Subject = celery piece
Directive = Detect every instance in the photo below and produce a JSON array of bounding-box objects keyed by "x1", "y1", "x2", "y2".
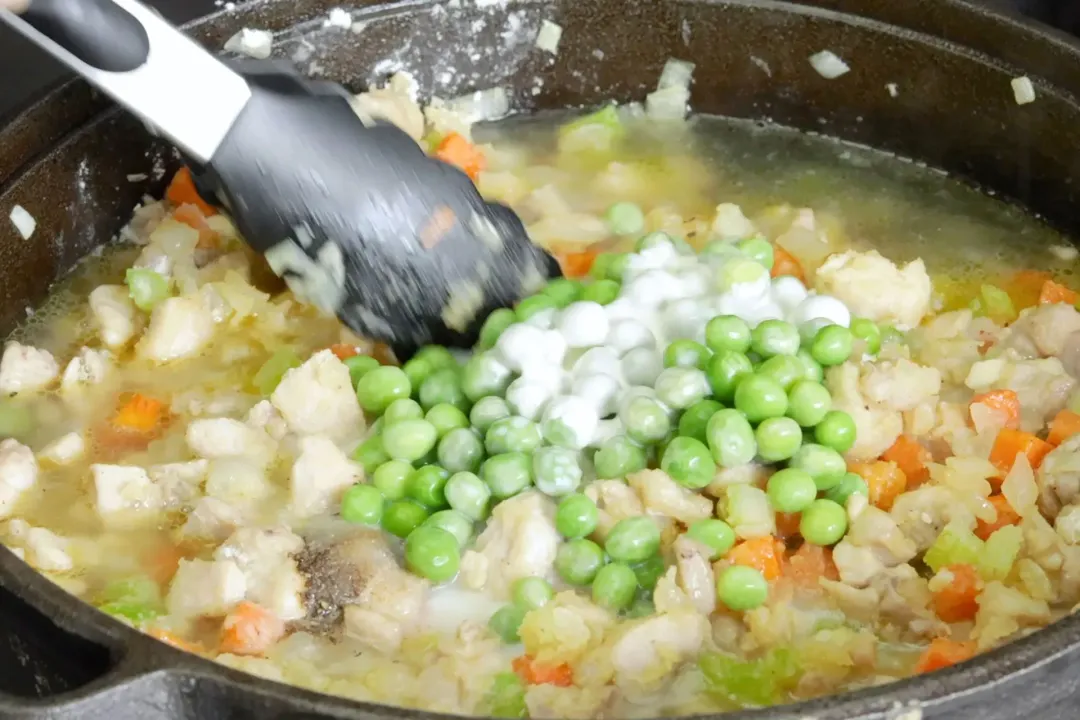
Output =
[
  {"x1": 923, "y1": 521, "x2": 985, "y2": 573},
  {"x1": 970, "y1": 284, "x2": 1016, "y2": 324},
  {"x1": 477, "y1": 672, "x2": 527, "y2": 719},
  {"x1": 97, "y1": 576, "x2": 163, "y2": 624},
  {"x1": 0, "y1": 398, "x2": 32, "y2": 439},
  {"x1": 253, "y1": 347, "x2": 302, "y2": 396},
  {"x1": 124, "y1": 268, "x2": 171, "y2": 312},
  {"x1": 977, "y1": 524, "x2": 1023, "y2": 581},
  {"x1": 557, "y1": 105, "x2": 625, "y2": 156},
  {"x1": 700, "y1": 649, "x2": 801, "y2": 707}
]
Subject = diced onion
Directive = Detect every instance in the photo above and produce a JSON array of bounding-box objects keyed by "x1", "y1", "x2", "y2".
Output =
[
  {"x1": 126, "y1": 173, "x2": 148, "y2": 182},
  {"x1": 657, "y1": 58, "x2": 695, "y2": 90},
  {"x1": 1011, "y1": 76, "x2": 1036, "y2": 105},
  {"x1": 886, "y1": 82, "x2": 899, "y2": 97},
  {"x1": 324, "y1": 8, "x2": 352, "y2": 29},
  {"x1": 1050, "y1": 244, "x2": 1079, "y2": 261},
  {"x1": 1002, "y1": 453, "x2": 1038, "y2": 517},
  {"x1": 647, "y1": 62, "x2": 694, "y2": 122},
  {"x1": 224, "y1": 28, "x2": 273, "y2": 59},
  {"x1": 9, "y1": 205, "x2": 35, "y2": 240},
  {"x1": 535, "y1": 19, "x2": 562, "y2": 54},
  {"x1": 444, "y1": 87, "x2": 511, "y2": 123},
  {"x1": 809, "y1": 50, "x2": 850, "y2": 79}
]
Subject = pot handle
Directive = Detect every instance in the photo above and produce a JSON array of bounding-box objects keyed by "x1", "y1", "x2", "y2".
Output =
[{"x1": 0, "y1": 0, "x2": 251, "y2": 165}]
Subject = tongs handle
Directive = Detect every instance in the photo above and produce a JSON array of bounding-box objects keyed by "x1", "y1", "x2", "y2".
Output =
[{"x1": 0, "y1": 0, "x2": 250, "y2": 164}]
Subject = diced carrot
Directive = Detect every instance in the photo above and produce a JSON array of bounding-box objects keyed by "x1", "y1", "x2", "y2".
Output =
[
  {"x1": 848, "y1": 460, "x2": 907, "y2": 511},
  {"x1": 220, "y1": 602, "x2": 286, "y2": 657},
  {"x1": 146, "y1": 543, "x2": 184, "y2": 586},
  {"x1": 1039, "y1": 279, "x2": 1079, "y2": 306},
  {"x1": 914, "y1": 638, "x2": 977, "y2": 674},
  {"x1": 112, "y1": 393, "x2": 166, "y2": 433},
  {"x1": 329, "y1": 343, "x2": 359, "y2": 361},
  {"x1": 1007, "y1": 270, "x2": 1053, "y2": 311},
  {"x1": 556, "y1": 250, "x2": 598, "y2": 278},
  {"x1": 771, "y1": 245, "x2": 806, "y2": 284},
  {"x1": 786, "y1": 543, "x2": 838, "y2": 588},
  {"x1": 511, "y1": 656, "x2": 574, "y2": 687},
  {"x1": 1047, "y1": 409, "x2": 1080, "y2": 446},
  {"x1": 165, "y1": 167, "x2": 217, "y2": 217},
  {"x1": 148, "y1": 628, "x2": 205, "y2": 655},
  {"x1": 969, "y1": 389, "x2": 1021, "y2": 430},
  {"x1": 931, "y1": 564, "x2": 981, "y2": 623},
  {"x1": 881, "y1": 435, "x2": 932, "y2": 487},
  {"x1": 435, "y1": 132, "x2": 486, "y2": 181},
  {"x1": 975, "y1": 494, "x2": 1021, "y2": 541},
  {"x1": 171, "y1": 203, "x2": 219, "y2": 249},
  {"x1": 727, "y1": 536, "x2": 783, "y2": 581},
  {"x1": 989, "y1": 428, "x2": 1054, "y2": 476},
  {"x1": 775, "y1": 511, "x2": 802, "y2": 539}
]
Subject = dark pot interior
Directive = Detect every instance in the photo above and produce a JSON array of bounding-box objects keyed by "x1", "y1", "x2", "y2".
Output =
[{"x1": 2, "y1": 0, "x2": 1080, "y2": 718}]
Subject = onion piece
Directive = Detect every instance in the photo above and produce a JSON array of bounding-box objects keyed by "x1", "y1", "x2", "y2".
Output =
[
  {"x1": 645, "y1": 58, "x2": 694, "y2": 121},
  {"x1": 444, "y1": 87, "x2": 511, "y2": 124},
  {"x1": 809, "y1": 50, "x2": 850, "y2": 79},
  {"x1": 223, "y1": 28, "x2": 273, "y2": 59},
  {"x1": 657, "y1": 58, "x2": 695, "y2": 90},
  {"x1": 1011, "y1": 76, "x2": 1036, "y2": 105},
  {"x1": 535, "y1": 19, "x2": 562, "y2": 54},
  {"x1": 324, "y1": 8, "x2": 352, "y2": 29},
  {"x1": 886, "y1": 82, "x2": 899, "y2": 97},
  {"x1": 9, "y1": 205, "x2": 35, "y2": 240}
]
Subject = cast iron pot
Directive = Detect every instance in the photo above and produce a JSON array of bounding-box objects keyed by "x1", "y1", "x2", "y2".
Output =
[{"x1": 1, "y1": 0, "x2": 1080, "y2": 717}]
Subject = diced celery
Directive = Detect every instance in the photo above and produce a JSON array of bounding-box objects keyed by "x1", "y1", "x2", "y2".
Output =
[
  {"x1": 96, "y1": 576, "x2": 163, "y2": 624},
  {"x1": 253, "y1": 347, "x2": 301, "y2": 396},
  {"x1": 970, "y1": 284, "x2": 1016, "y2": 324},
  {"x1": 923, "y1": 521, "x2": 985, "y2": 573},
  {"x1": 977, "y1": 524, "x2": 1023, "y2": 581},
  {"x1": 700, "y1": 648, "x2": 801, "y2": 707},
  {"x1": 124, "y1": 268, "x2": 171, "y2": 312},
  {"x1": 557, "y1": 105, "x2": 625, "y2": 156},
  {"x1": 0, "y1": 398, "x2": 32, "y2": 439},
  {"x1": 477, "y1": 672, "x2": 527, "y2": 719}
]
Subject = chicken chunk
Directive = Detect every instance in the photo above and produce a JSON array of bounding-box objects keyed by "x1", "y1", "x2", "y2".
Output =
[
  {"x1": 0, "y1": 439, "x2": 37, "y2": 519},
  {"x1": 137, "y1": 296, "x2": 215, "y2": 364},
  {"x1": 0, "y1": 342, "x2": 58, "y2": 395},
  {"x1": 826, "y1": 362, "x2": 903, "y2": 460},
  {"x1": 166, "y1": 558, "x2": 247, "y2": 618},
  {"x1": 627, "y1": 469, "x2": 713, "y2": 525},
  {"x1": 859, "y1": 359, "x2": 942, "y2": 413},
  {"x1": 584, "y1": 480, "x2": 644, "y2": 539},
  {"x1": 972, "y1": 580, "x2": 1051, "y2": 649},
  {"x1": 246, "y1": 400, "x2": 289, "y2": 441},
  {"x1": 967, "y1": 355, "x2": 1076, "y2": 433},
  {"x1": 870, "y1": 564, "x2": 945, "y2": 640},
  {"x1": 271, "y1": 350, "x2": 363, "y2": 440},
  {"x1": 7, "y1": 520, "x2": 73, "y2": 572},
  {"x1": 92, "y1": 464, "x2": 164, "y2": 521},
  {"x1": 610, "y1": 612, "x2": 710, "y2": 691},
  {"x1": 673, "y1": 536, "x2": 716, "y2": 615},
  {"x1": 185, "y1": 418, "x2": 277, "y2": 466},
  {"x1": 148, "y1": 459, "x2": 208, "y2": 508},
  {"x1": 349, "y1": 72, "x2": 425, "y2": 142},
  {"x1": 1038, "y1": 434, "x2": 1080, "y2": 517},
  {"x1": 814, "y1": 250, "x2": 932, "y2": 330},
  {"x1": 1014, "y1": 303, "x2": 1080, "y2": 359},
  {"x1": 831, "y1": 540, "x2": 889, "y2": 588},
  {"x1": 178, "y1": 497, "x2": 245, "y2": 543},
  {"x1": 289, "y1": 436, "x2": 362, "y2": 518},
  {"x1": 215, "y1": 527, "x2": 306, "y2": 620},
  {"x1": 88, "y1": 285, "x2": 142, "y2": 349},
  {"x1": 471, "y1": 492, "x2": 560, "y2": 600},
  {"x1": 59, "y1": 347, "x2": 111, "y2": 394},
  {"x1": 206, "y1": 458, "x2": 274, "y2": 508},
  {"x1": 524, "y1": 685, "x2": 616, "y2": 720},
  {"x1": 38, "y1": 432, "x2": 85, "y2": 467},
  {"x1": 890, "y1": 485, "x2": 977, "y2": 552}
]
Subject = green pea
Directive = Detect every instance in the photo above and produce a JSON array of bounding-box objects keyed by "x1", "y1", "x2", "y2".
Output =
[
  {"x1": 787, "y1": 380, "x2": 832, "y2": 428},
  {"x1": 589, "y1": 252, "x2": 628, "y2": 282},
  {"x1": 515, "y1": 294, "x2": 558, "y2": 322},
  {"x1": 340, "y1": 484, "x2": 384, "y2": 525},
  {"x1": 850, "y1": 317, "x2": 882, "y2": 356},
  {"x1": 751, "y1": 319, "x2": 800, "y2": 358},
  {"x1": 664, "y1": 340, "x2": 711, "y2": 370},
  {"x1": 414, "y1": 345, "x2": 459, "y2": 372},
  {"x1": 814, "y1": 410, "x2": 857, "y2": 454},
  {"x1": 555, "y1": 493, "x2": 599, "y2": 539},
  {"x1": 581, "y1": 279, "x2": 621, "y2": 305},
  {"x1": 372, "y1": 460, "x2": 412, "y2": 500},
  {"x1": 630, "y1": 554, "x2": 666, "y2": 590},
  {"x1": 789, "y1": 443, "x2": 847, "y2": 491},
  {"x1": 620, "y1": 396, "x2": 671, "y2": 445},
  {"x1": 733, "y1": 374, "x2": 788, "y2": 424},
  {"x1": 437, "y1": 427, "x2": 485, "y2": 474},
  {"x1": 605, "y1": 517, "x2": 661, "y2": 563},
  {"x1": 352, "y1": 434, "x2": 390, "y2": 473},
  {"x1": 706, "y1": 315, "x2": 752, "y2": 354},
  {"x1": 488, "y1": 604, "x2": 527, "y2": 644},
  {"x1": 757, "y1": 354, "x2": 805, "y2": 392},
  {"x1": 810, "y1": 325, "x2": 854, "y2": 367},
  {"x1": 799, "y1": 498, "x2": 849, "y2": 546},
  {"x1": 356, "y1": 366, "x2": 412, "y2": 414},
  {"x1": 533, "y1": 446, "x2": 583, "y2": 497},
  {"x1": 754, "y1": 416, "x2": 803, "y2": 463},
  {"x1": 478, "y1": 309, "x2": 517, "y2": 350},
  {"x1": 766, "y1": 468, "x2": 818, "y2": 513},
  {"x1": 606, "y1": 201, "x2": 645, "y2": 236},
  {"x1": 716, "y1": 565, "x2": 768, "y2": 611},
  {"x1": 405, "y1": 465, "x2": 450, "y2": 508},
  {"x1": 461, "y1": 353, "x2": 513, "y2": 402},
  {"x1": 344, "y1": 355, "x2": 380, "y2": 389},
  {"x1": 485, "y1": 416, "x2": 543, "y2": 455},
  {"x1": 405, "y1": 526, "x2": 460, "y2": 582},
  {"x1": 382, "y1": 500, "x2": 430, "y2": 538},
  {"x1": 402, "y1": 356, "x2": 434, "y2": 392},
  {"x1": 686, "y1": 519, "x2": 736, "y2": 560},
  {"x1": 654, "y1": 367, "x2": 710, "y2": 410},
  {"x1": 423, "y1": 509, "x2": 473, "y2": 547},
  {"x1": 481, "y1": 452, "x2": 533, "y2": 498},
  {"x1": 593, "y1": 435, "x2": 647, "y2": 479},
  {"x1": 426, "y1": 403, "x2": 470, "y2": 438},
  {"x1": 636, "y1": 230, "x2": 677, "y2": 252},
  {"x1": 419, "y1": 368, "x2": 468, "y2": 412},
  {"x1": 592, "y1": 562, "x2": 638, "y2": 611},
  {"x1": 736, "y1": 235, "x2": 775, "y2": 269},
  {"x1": 825, "y1": 472, "x2": 869, "y2": 507},
  {"x1": 706, "y1": 350, "x2": 754, "y2": 403},
  {"x1": 799, "y1": 318, "x2": 832, "y2": 347},
  {"x1": 512, "y1": 576, "x2": 555, "y2": 611},
  {"x1": 383, "y1": 398, "x2": 424, "y2": 425},
  {"x1": 796, "y1": 349, "x2": 824, "y2": 383},
  {"x1": 382, "y1": 419, "x2": 438, "y2": 462},
  {"x1": 626, "y1": 594, "x2": 655, "y2": 618},
  {"x1": 706, "y1": 408, "x2": 757, "y2": 468},
  {"x1": 661, "y1": 436, "x2": 717, "y2": 489},
  {"x1": 678, "y1": 399, "x2": 724, "y2": 444},
  {"x1": 555, "y1": 539, "x2": 606, "y2": 585},
  {"x1": 542, "y1": 278, "x2": 582, "y2": 308},
  {"x1": 470, "y1": 396, "x2": 511, "y2": 433},
  {"x1": 445, "y1": 471, "x2": 491, "y2": 521}
]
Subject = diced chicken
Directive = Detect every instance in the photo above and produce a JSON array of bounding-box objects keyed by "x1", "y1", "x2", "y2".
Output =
[
  {"x1": 166, "y1": 558, "x2": 247, "y2": 618},
  {"x1": 185, "y1": 418, "x2": 277, "y2": 466},
  {"x1": 610, "y1": 612, "x2": 709, "y2": 691},
  {"x1": 88, "y1": 285, "x2": 142, "y2": 349},
  {"x1": 246, "y1": 400, "x2": 289, "y2": 441},
  {"x1": 859, "y1": 358, "x2": 942, "y2": 412},
  {"x1": 215, "y1": 527, "x2": 306, "y2": 620},
  {"x1": 820, "y1": 578, "x2": 880, "y2": 624},
  {"x1": 179, "y1": 496, "x2": 245, "y2": 543},
  {"x1": 826, "y1": 362, "x2": 903, "y2": 460},
  {"x1": 0, "y1": 439, "x2": 37, "y2": 519},
  {"x1": 59, "y1": 347, "x2": 111, "y2": 395},
  {"x1": 673, "y1": 536, "x2": 715, "y2": 615},
  {"x1": 7, "y1": 521, "x2": 74, "y2": 572},
  {"x1": 92, "y1": 464, "x2": 163, "y2": 519},
  {"x1": 350, "y1": 72, "x2": 425, "y2": 142},
  {"x1": 831, "y1": 540, "x2": 888, "y2": 588},
  {"x1": 968, "y1": 354, "x2": 1077, "y2": 432},
  {"x1": 814, "y1": 250, "x2": 932, "y2": 330},
  {"x1": 972, "y1": 580, "x2": 1052, "y2": 649},
  {"x1": 1056, "y1": 504, "x2": 1080, "y2": 544},
  {"x1": 584, "y1": 480, "x2": 644, "y2": 539},
  {"x1": 711, "y1": 203, "x2": 755, "y2": 239},
  {"x1": 835, "y1": 506, "x2": 917, "y2": 587},
  {"x1": 459, "y1": 549, "x2": 487, "y2": 590},
  {"x1": 627, "y1": 469, "x2": 713, "y2": 525},
  {"x1": 38, "y1": 432, "x2": 85, "y2": 467},
  {"x1": 148, "y1": 460, "x2": 208, "y2": 508},
  {"x1": 271, "y1": 350, "x2": 363, "y2": 440},
  {"x1": 207, "y1": 458, "x2": 274, "y2": 507},
  {"x1": 472, "y1": 492, "x2": 560, "y2": 600},
  {"x1": 653, "y1": 566, "x2": 696, "y2": 615},
  {"x1": 289, "y1": 436, "x2": 361, "y2": 518},
  {"x1": 0, "y1": 342, "x2": 58, "y2": 394},
  {"x1": 517, "y1": 591, "x2": 616, "y2": 670},
  {"x1": 525, "y1": 685, "x2": 616, "y2": 720},
  {"x1": 910, "y1": 309, "x2": 990, "y2": 385},
  {"x1": 343, "y1": 605, "x2": 403, "y2": 653},
  {"x1": 1038, "y1": 434, "x2": 1080, "y2": 517},
  {"x1": 705, "y1": 463, "x2": 772, "y2": 497},
  {"x1": 137, "y1": 296, "x2": 215, "y2": 363},
  {"x1": 890, "y1": 485, "x2": 977, "y2": 551},
  {"x1": 118, "y1": 198, "x2": 168, "y2": 245},
  {"x1": 1012, "y1": 303, "x2": 1080, "y2": 359},
  {"x1": 869, "y1": 564, "x2": 945, "y2": 640}
]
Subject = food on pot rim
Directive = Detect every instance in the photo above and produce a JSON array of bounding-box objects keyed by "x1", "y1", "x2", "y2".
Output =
[{"x1": 3, "y1": 71, "x2": 1080, "y2": 716}]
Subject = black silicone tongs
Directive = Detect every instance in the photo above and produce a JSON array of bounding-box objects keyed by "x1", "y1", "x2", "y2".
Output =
[{"x1": 1, "y1": 0, "x2": 560, "y2": 358}]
